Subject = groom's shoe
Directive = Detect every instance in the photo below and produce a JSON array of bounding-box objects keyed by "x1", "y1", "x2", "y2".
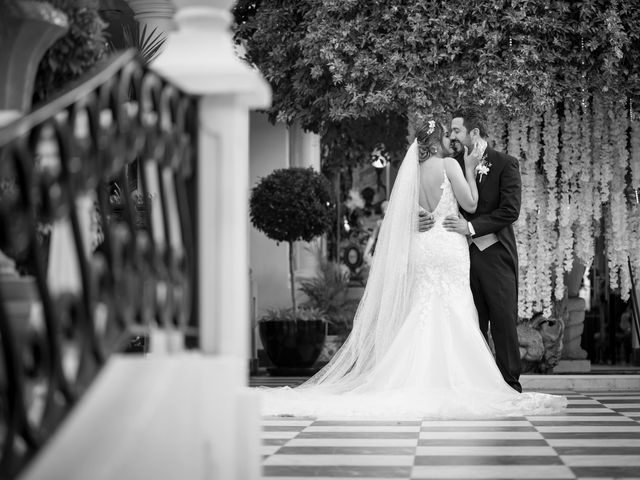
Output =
[{"x1": 509, "y1": 381, "x2": 522, "y2": 393}]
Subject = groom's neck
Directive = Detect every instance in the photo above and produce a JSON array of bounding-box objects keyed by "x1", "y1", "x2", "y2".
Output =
[{"x1": 471, "y1": 138, "x2": 488, "y2": 156}]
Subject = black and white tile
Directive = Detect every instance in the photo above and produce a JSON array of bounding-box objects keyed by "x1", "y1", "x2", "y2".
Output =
[{"x1": 260, "y1": 391, "x2": 640, "y2": 479}]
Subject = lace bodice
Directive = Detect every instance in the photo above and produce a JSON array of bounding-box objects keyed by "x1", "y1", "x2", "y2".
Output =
[{"x1": 413, "y1": 171, "x2": 469, "y2": 300}]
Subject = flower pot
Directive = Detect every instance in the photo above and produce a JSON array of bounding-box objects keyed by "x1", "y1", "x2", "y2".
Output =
[{"x1": 258, "y1": 319, "x2": 327, "y2": 371}]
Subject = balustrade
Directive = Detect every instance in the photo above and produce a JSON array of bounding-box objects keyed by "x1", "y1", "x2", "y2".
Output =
[{"x1": 0, "y1": 49, "x2": 198, "y2": 478}]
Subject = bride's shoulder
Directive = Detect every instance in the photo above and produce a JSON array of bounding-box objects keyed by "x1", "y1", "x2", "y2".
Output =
[
  {"x1": 442, "y1": 157, "x2": 464, "y2": 178},
  {"x1": 443, "y1": 156, "x2": 462, "y2": 169}
]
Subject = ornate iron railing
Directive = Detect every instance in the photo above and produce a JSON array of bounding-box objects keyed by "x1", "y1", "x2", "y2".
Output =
[{"x1": 0, "y1": 50, "x2": 197, "y2": 478}]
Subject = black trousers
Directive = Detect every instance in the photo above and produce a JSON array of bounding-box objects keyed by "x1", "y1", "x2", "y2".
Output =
[{"x1": 469, "y1": 242, "x2": 522, "y2": 393}]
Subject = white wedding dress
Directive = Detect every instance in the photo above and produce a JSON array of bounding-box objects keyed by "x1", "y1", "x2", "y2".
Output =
[{"x1": 260, "y1": 141, "x2": 567, "y2": 419}]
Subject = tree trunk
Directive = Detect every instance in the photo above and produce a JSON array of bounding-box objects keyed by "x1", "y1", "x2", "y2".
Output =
[{"x1": 289, "y1": 240, "x2": 297, "y2": 315}]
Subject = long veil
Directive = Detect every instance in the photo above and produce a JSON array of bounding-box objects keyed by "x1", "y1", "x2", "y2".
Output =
[{"x1": 299, "y1": 140, "x2": 420, "y2": 393}]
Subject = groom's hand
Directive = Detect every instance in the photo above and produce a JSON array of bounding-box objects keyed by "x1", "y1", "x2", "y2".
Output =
[
  {"x1": 443, "y1": 215, "x2": 470, "y2": 235},
  {"x1": 418, "y1": 211, "x2": 435, "y2": 232}
]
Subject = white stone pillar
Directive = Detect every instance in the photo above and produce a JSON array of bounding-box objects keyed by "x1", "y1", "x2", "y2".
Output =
[
  {"x1": 125, "y1": 0, "x2": 176, "y2": 37},
  {"x1": 151, "y1": 0, "x2": 269, "y2": 358},
  {"x1": 288, "y1": 123, "x2": 323, "y2": 289},
  {"x1": 151, "y1": 3, "x2": 269, "y2": 479}
]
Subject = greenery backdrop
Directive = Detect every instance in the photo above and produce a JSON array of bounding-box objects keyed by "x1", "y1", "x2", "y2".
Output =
[
  {"x1": 234, "y1": 1, "x2": 640, "y2": 318},
  {"x1": 233, "y1": 0, "x2": 640, "y2": 165}
]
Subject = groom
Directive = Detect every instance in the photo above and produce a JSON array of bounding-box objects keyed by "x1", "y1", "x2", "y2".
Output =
[{"x1": 418, "y1": 107, "x2": 523, "y2": 393}]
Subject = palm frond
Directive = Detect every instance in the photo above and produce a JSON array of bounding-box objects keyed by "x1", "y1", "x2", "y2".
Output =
[{"x1": 115, "y1": 22, "x2": 167, "y2": 64}]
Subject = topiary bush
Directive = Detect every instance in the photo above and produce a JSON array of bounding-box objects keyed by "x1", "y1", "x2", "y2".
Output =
[{"x1": 250, "y1": 167, "x2": 334, "y2": 315}]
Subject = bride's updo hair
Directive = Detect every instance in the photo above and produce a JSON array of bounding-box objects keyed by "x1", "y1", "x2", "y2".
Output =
[{"x1": 416, "y1": 117, "x2": 446, "y2": 163}]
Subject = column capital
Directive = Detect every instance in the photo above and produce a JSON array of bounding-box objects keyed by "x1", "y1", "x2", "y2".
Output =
[
  {"x1": 150, "y1": 2, "x2": 270, "y2": 107},
  {"x1": 125, "y1": 0, "x2": 176, "y2": 21},
  {"x1": 172, "y1": 0, "x2": 235, "y2": 11}
]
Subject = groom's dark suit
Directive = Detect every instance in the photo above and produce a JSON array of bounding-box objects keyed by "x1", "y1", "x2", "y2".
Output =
[{"x1": 456, "y1": 146, "x2": 522, "y2": 392}]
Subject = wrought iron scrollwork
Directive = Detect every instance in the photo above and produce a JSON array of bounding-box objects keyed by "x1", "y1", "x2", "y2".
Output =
[{"x1": 0, "y1": 50, "x2": 197, "y2": 478}]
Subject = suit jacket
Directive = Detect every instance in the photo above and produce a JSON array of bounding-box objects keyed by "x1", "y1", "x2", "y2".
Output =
[{"x1": 456, "y1": 146, "x2": 522, "y2": 275}]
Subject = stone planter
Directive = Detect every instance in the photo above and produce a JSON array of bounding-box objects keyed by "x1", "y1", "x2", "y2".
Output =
[{"x1": 258, "y1": 319, "x2": 327, "y2": 375}]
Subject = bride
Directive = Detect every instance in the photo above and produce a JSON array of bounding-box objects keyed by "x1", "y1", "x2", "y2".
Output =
[{"x1": 260, "y1": 118, "x2": 567, "y2": 418}]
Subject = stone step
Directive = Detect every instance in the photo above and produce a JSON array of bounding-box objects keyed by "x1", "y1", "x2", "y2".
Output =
[
  {"x1": 522, "y1": 374, "x2": 640, "y2": 392},
  {"x1": 251, "y1": 374, "x2": 640, "y2": 392}
]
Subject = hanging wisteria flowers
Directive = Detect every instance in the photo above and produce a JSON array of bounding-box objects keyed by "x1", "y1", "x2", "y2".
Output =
[{"x1": 509, "y1": 96, "x2": 640, "y2": 316}]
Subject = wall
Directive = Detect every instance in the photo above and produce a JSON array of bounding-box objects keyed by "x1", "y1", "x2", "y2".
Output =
[
  {"x1": 288, "y1": 122, "x2": 322, "y2": 285},
  {"x1": 248, "y1": 111, "x2": 290, "y2": 319}
]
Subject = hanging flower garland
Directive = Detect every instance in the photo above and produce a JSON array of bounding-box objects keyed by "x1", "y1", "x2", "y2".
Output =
[
  {"x1": 542, "y1": 106, "x2": 560, "y2": 225},
  {"x1": 515, "y1": 112, "x2": 557, "y2": 317},
  {"x1": 486, "y1": 107, "x2": 506, "y2": 152},
  {"x1": 574, "y1": 100, "x2": 595, "y2": 268},
  {"x1": 501, "y1": 96, "x2": 640, "y2": 314},
  {"x1": 507, "y1": 117, "x2": 521, "y2": 159},
  {"x1": 605, "y1": 98, "x2": 630, "y2": 296},
  {"x1": 529, "y1": 116, "x2": 555, "y2": 317},
  {"x1": 591, "y1": 95, "x2": 606, "y2": 222},
  {"x1": 522, "y1": 115, "x2": 541, "y2": 213},
  {"x1": 534, "y1": 177, "x2": 556, "y2": 317},
  {"x1": 556, "y1": 102, "x2": 581, "y2": 280},
  {"x1": 597, "y1": 96, "x2": 615, "y2": 205}
]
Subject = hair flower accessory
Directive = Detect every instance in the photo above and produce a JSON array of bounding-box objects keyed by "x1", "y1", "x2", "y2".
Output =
[{"x1": 426, "y1": 119, "x2": 436, "y2": 135}]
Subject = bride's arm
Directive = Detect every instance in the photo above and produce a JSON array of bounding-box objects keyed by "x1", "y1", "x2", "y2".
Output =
[{"x1": 444, "y1": 157, "x2": 478, "y2": 213}]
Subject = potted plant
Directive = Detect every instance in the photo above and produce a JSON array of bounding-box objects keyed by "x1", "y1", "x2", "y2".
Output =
[
  {"x1": 299, "y1": 254, "x2": 359, "y2": 362},
  {"x1": 250, "y1": 167, "x2": 334, "y2": 373},
  {"x1": 258, "y1": 306, "x2": 328, "y2": 370}
]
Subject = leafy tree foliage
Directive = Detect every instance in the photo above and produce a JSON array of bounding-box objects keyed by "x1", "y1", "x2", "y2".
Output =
[
  {"x1": 321, "y1": 112, "x2": 408, "y2": 172},
  {"x1": 250, "y1": 167, "x2": 334, "y2": 243},
  {"x1": 33, "y1": 0, "x2": 107, "y2": 104},
  {"x1": 233, "y1": 0, "x2": 640, "y2": 166}
]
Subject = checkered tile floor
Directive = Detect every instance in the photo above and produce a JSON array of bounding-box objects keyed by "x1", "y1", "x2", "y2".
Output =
[{"x1": 260, "y1": 391, "x2": 640, "y2": 479}]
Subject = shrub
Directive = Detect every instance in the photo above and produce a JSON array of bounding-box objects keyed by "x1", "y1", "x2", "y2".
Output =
[
  {"x1": 250, "y1": 167, "x2": 334, "y2": 315},
  {"x1": 299, "y1": 255, "x2": 358, "y2": 338}
]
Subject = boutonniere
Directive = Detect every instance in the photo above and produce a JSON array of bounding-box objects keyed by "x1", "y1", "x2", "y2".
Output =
[{"x1": 475, "y1": 154, "x2": 492, "y2": 183}]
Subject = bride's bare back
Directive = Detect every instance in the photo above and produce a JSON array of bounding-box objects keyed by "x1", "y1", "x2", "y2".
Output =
[
  {"x1": 419, "y1": 157, "x2": 446, "y2": 213},
  {"x1": 419, "y1": 156, "x2": 478, "y2": 214}
]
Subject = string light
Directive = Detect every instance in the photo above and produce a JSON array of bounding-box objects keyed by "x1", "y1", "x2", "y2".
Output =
[
  {"x1": 580, "y1": 36, "x2": 587, "y2": 109},
  {"x1": 372, "y1": 158, "x2": 387, "y2": 168},
  {"x1": 371, "y1": 147, "x2": 388, "y2": 168}
]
